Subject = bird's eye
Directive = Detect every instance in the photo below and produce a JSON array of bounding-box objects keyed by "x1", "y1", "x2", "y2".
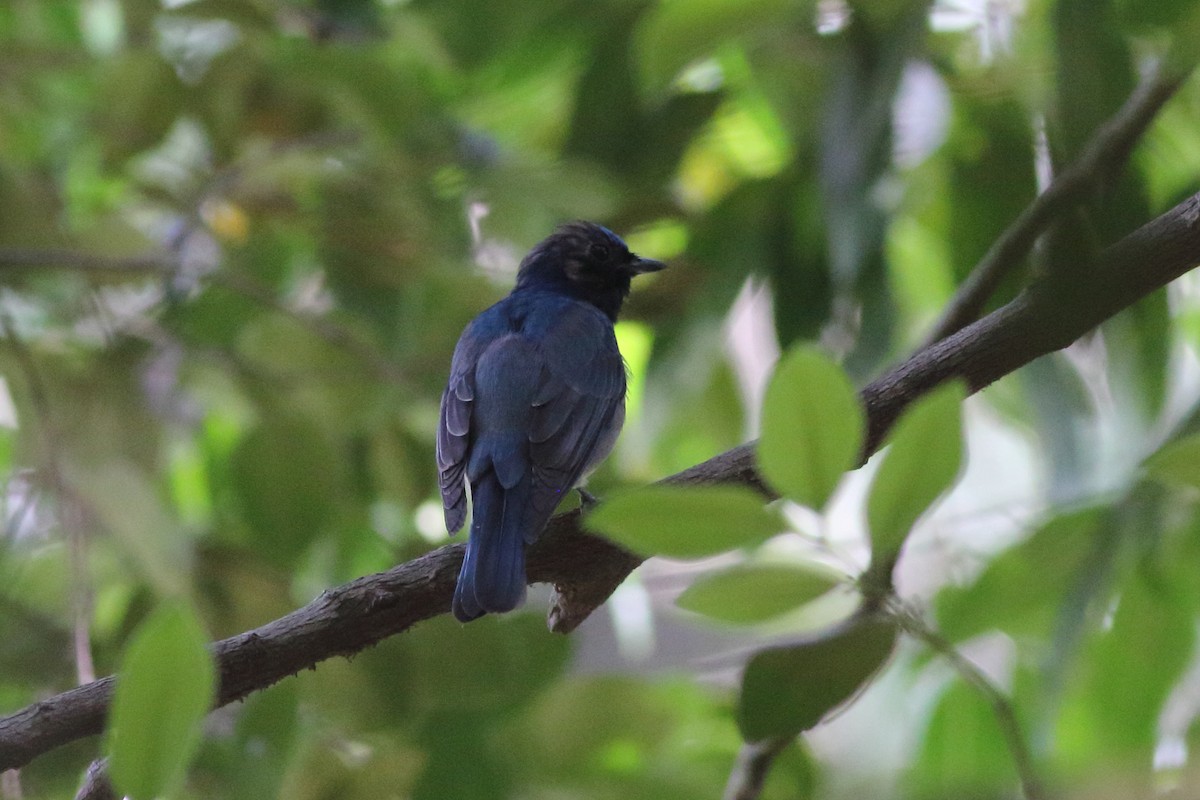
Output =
[{"x1": 588, "y1": 243, "x2": 611, "y2": 261}]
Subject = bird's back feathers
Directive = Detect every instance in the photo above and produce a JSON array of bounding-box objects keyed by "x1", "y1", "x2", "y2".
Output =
[{"x1": 438, "y1": 222, "x2": 663, "y2": 622}]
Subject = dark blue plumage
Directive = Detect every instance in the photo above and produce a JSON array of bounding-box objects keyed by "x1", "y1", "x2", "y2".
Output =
[{"x1": 438, "y1": 222, "x2": 665, "y2": 621}]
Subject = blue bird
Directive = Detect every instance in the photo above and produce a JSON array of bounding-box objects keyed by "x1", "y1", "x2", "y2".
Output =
[{"x1": 437, "y1": 222, "x2": 665, "y2": 622}]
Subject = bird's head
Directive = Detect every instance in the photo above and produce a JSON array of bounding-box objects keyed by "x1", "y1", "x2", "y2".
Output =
[{"x1": 514, "y1": 221, "x2": 666, "y2": 320}]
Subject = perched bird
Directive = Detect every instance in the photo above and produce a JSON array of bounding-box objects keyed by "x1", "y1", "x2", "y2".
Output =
[{"x1": 437, "y1": 222, "x2": 665, "y2": 622}]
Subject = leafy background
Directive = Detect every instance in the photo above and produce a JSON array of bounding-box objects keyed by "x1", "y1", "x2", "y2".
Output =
[{"x1": 3, "y1": 0, "x2": 1200, "y2": 797}]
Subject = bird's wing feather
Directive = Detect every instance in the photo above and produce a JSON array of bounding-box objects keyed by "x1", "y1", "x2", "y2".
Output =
[
  {"x1": 523, "y1": 302, "x2": 626, "y2": 542},
  {"x1": 437, "y1": 309, "x2": 502, "y2": 533},
  {"x1": 439, "y1": 298, "x2": 626, "y2": 544}
]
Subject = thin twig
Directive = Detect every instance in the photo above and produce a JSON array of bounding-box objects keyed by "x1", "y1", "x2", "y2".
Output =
[
  {"x1": 722, "y1": 738, "x2": 791, "y2": 800},
  {"x1": 924, "y1": 61, "x2": 1190, "y2": 346},
  {"x1": 895, "y1": 607, "x2": 1047, "y2": 800}
]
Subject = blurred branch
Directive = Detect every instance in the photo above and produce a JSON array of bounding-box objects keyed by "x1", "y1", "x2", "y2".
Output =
[
  {"x1": 0, "y1": 249, "x2": 169, "y2": 275},
  {"x1": 73, "y1": 760, "x2": 114, "y2": 800},
  {"x1": 895, "y1": 607, "x2": 1046, "y2": 800},
  {"x1": 0, "y1": 248, "x2": 405, "y2": 384},
  {"x1": 722, "y1": 738, "x2": 790, "y2": 800},
  {"x1": 2, "y1": 188, "x2": 1200, "y2": 771},
  {"x1": 1, "y1": 769, "x2": 21, "y2": 800},
  {"x1": 206, "y1": 271, "x2": 407, "y2": 384},
  {"x1": 924, "y1": 61, "x2": 1191, "y2": 346}
]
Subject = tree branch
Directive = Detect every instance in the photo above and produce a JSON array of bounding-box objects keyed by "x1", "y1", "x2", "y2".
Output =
[
  {"x1": 73, "y1": 760, "x2": 115, "y2": 800},
  {"x1": 1, "y1": 189, "x2": 1199, "y2": 773},
  {"x1": 0, "y1": 248, "x2": 169, "y2": 275},
  {"x1": 923, "y1": 62, "x2": 1190, "y2": 346},
  {"x1": 204, "y1": 271, "x2": 408, "y2": 385},
  {"x1": 0, "y1": 248, "x2": 406, "y2": 384}
]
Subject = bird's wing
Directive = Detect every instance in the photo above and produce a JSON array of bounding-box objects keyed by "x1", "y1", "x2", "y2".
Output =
[
  {"x1": 439, "y1": 299, "x2": 626, "y2": 541},
  {"x1": 437, "y1": 310, "x2": 499, "y2": 533},
  {"x1": 523, "y1": 302, "x2": 627, "y2": 542}
]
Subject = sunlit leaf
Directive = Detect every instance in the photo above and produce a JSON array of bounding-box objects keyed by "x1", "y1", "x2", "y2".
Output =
[
  {"x1": 866, "y1": 382, "x2": 966, "y2": 558},
  {"x1": 676, "y1": 562, "x2": 841, "y2": 624},
  {"x1": 587, "y1": 485, "x2": 782, "y2": 559},
  {"x1": 738, "y1": 613, "x2": 898, "y2": 741},
  {"x1": 615, "y1": 320, "x2": 654, "y2": 423},
  {"x1": 108, "y1": 602, "x2": 216, "y2": 800},
  {"x1": 758, "y1": 345, "x2": 863, "y2": 509}
]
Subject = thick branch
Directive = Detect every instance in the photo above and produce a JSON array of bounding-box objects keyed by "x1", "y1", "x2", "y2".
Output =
[
  {"x1": 924, "y1": 63, "x2": 1190, "y2": 345},
  {"x1": 1, "y1": 189, "x2": 1199, "y2": 772}
]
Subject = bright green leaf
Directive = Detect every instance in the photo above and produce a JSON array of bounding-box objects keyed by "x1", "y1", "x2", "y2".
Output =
[
  {"x1": 866, "y1": 382, "x2": 966, "y2": 558},
  {"x1": 676, "y1": 562, "x2": 841, "y2": 623},
  {"x1": 587, "y1": 485, "x2": 782, "y2": 559},
  {"x1": 108, "y1": 602, "x2": 216, "y2": 800},
  {"x1": 738, "y1": 613, "x2": 898, "y2": 741},
  {"x1": 1143, "y1": 433, "x2": 1200, "y2": 489},
  {"x1": 758, "y1": 346, "x2": 864, "y2": 509}
]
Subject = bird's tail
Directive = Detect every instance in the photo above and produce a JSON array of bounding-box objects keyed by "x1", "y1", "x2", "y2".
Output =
[{"x1": 452, "y1": 472, "x2": 529, "y2": 622}]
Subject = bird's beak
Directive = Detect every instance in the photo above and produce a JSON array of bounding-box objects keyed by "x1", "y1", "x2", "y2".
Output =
[{"x1": 627, "y1": 256, "x2": 667, "y2": 275}]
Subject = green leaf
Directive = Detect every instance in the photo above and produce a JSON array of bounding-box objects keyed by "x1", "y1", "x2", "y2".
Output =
[
  {"x1": 757, "y1": 346, "x2": 864, "y2": 509},
  {"x1": 108, "y1": 602, "x2": 216, "y2": 800},
  {"x1": 935, "y1": 508, "x2": 1101, "y2": 642},
  {"x1": 587, "y1": 484, "x2": 782, "y2": 559},
  {"x1": 1057, "y1": 566, "x2": 1196, "y2": 767},
  {"x1": 633, "y1": 0, "x2": 792, "y2": 96},
  {"x1": 866, "y1": 382, "x2": 966, "y2": 558},
  {"x1": 909, "y1": 679, "x2": 1019, "y2": 797},
  {"x1": 1143, "y1": 433, "x2": 1200, "y2": 489},
  {"x1": 738, "y1": 613, "x2": 898, "y2": 741},
  {"x1": 676, "y1": 562, "x2": 841, "y2": 623}
]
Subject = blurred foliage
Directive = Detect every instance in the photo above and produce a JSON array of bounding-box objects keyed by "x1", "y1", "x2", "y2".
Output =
[{"x1": 3, "y1": 0, "x2": 1200, "y2": 798}]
